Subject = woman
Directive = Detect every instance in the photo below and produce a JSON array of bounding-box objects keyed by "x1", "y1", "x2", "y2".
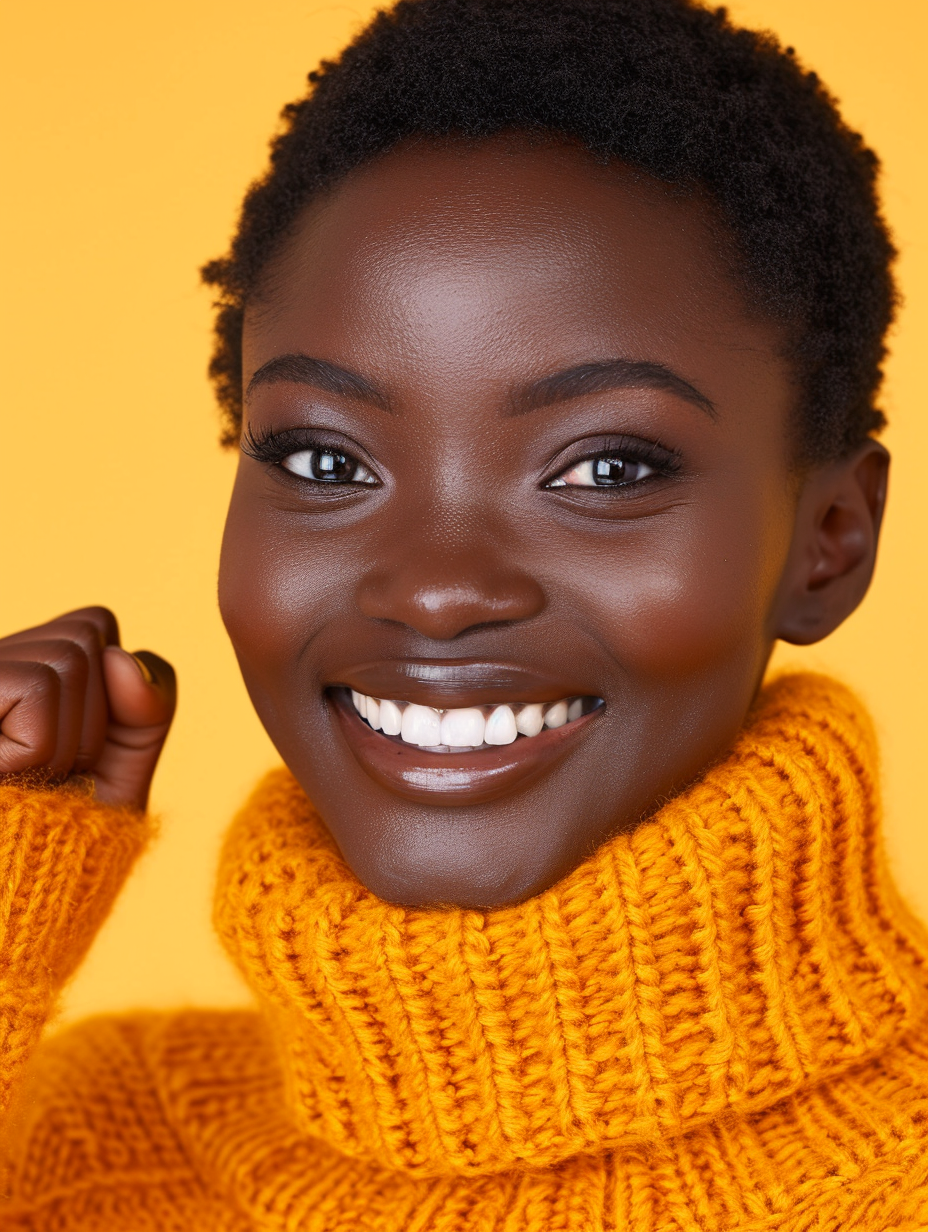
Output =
[{"x1": 1, "y1": 0, "x2": 926, "y2": 1226}]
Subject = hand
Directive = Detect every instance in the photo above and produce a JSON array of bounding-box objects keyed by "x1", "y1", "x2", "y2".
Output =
[{"x1": 0, "y1": 606, "x2": 176, "y2": 810}]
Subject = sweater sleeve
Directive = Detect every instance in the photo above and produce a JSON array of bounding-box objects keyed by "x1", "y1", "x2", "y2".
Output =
[{"x1": 0, "y1": 779, "x2": 153, "y2": 1120}]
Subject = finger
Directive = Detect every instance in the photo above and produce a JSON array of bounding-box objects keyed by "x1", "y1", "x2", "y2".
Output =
[
  {"x1": 0, "y1": 661, "x2": 61, "y2": 775},
  {"x1": 0, "y1": 639, "x2": 91, "y2": 775},
  {"x1": 56, "y1": 606, "x2": 121, "y2": 648},
  {"x1": 93, "y1": 648, "x2": 177, "y2": 809},
  {"x1": 0, "y1": 614, "x2": 115, "y2": 770},
  {"x1": 101, "y1": 648, "x2": 176, "y2": 730},
  {"x1": 0, "y1": 605, "x2": 120, "y2": 652},
  {"x1": 36, "y1": 618, "x2": 112, "y2": 773}
]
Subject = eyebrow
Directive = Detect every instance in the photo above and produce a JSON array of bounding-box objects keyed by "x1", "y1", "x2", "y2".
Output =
[
  {"x1": 245, "y1": 352, "x2": 715, "y2": 418},
  {"x1": 246, "y1": 354, "x2": 389, "y2": 409},
  {"x1": 513, "y1": 359, "x2": 716, "y2": 418}
]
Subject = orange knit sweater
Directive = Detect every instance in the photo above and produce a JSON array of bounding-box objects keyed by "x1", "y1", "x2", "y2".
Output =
[{"x1": 1, "y1": 674, "x2": 927, "y2": 1229}]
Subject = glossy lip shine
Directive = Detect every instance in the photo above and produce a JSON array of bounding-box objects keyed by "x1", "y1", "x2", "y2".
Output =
[{"x1": 331, "y1": 687, "x2": 603, "y2": 805}]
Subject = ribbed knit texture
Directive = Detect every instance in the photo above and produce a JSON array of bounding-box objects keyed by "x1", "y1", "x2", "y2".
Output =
[
  {"x1": 1, "y1": 674, "x2": 927, "y2": 1229},
  {"x1": 0, "y1": 779, "x2": 153, "y2": 1118}
]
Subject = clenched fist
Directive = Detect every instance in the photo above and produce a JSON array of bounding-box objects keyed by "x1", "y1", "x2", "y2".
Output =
[{"x1": 0, "y1": 606, "x2": 176, "y2": 810}]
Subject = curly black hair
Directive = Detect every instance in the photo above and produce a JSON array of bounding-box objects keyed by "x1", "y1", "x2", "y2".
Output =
[{"x1": 201, "y1": 0, "x2": 896, "y2": 463}]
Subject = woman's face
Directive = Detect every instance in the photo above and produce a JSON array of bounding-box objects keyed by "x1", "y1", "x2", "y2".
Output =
[{"x1": 220, "y1": 136, "x2": 800, "y2": 907}]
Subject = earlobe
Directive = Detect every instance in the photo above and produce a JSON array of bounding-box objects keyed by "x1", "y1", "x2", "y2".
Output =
[{"x1": 774, "y1": 442, "x2": 889, "y2": 646}]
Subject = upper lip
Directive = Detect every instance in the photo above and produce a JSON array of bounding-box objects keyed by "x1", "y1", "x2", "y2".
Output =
[{"x1": 333, "y1": 659, "x2": 594, "y2": 709}]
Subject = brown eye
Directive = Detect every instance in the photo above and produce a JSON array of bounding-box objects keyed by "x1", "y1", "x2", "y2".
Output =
[
  {"x1": 548, "y1": 455, "x2": 656, "y2": 488},
  {"x1": 282, "y1": 448, "x2": 376, "y2": 484}
]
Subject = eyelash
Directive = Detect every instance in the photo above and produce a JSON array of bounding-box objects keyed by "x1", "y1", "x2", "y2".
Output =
[
  {"x1": 241, "y1": 426, "x2": 349, "y2": 466},
  {"x1": 545, "y1": 436, "x2": 681, "y2": 491},
  {"x1": 240, "y1": 427, "x2": 681, "y2": 490},
  {"x1": 241, "y1": 426, "x2": 379, "y2": 488}
]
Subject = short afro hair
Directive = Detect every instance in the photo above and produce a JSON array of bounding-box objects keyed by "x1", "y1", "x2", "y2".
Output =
[{"x1": 201, "y1": 0, "x2": 896, "y2": 463}]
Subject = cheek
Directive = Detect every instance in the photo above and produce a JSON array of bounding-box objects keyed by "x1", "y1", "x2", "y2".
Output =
[
  {"x1": 218, "y1": 480, "x2": 334, "y2": 676},
  {"x1": 559, "y1": 496, "x2": 793, "y2": 681}
]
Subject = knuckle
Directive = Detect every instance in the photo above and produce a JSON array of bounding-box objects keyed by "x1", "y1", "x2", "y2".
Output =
[
  {"x1": 51, "y1": 619, "x2": 107, "y2": 656},
  {"x1": 22, "y1": 661, "x2": 62, "y2": 704},
  {"x1": 36, "y1": 638, "x2": 91, "y2": 677},
  {"x1": 30, "y1": 660, "x2": 61, "y2": 693},
  {"x1": 0, "y1": 666, "x2": 60, "y2": 771},
  {"x1": 61, "y1": 605, "x2": 119, "y2": 643},
  {"x1": 0, "y1": 606, "x2": 119, "y2": 651},
  {"x1": 0, "y1": 659, "x2": 60, "y2": 700}
]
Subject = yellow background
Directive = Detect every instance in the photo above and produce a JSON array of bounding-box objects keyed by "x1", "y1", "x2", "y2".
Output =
[{"x1": 1, "y1": 1, "x2": 925, "y2": 1024}]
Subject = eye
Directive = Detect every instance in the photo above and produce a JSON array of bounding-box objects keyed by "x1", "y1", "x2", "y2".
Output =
[
  {"x1": 281, "y1": 448, "x2": 377, "y2": 485},
  {"x1": 547, "y1": 454, "x2": 657, "y2": 488}
]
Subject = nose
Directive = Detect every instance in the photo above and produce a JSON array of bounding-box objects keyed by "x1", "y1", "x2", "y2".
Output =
[{"x1": 355, "y1": 533, "x2": 546, "y2": 640}]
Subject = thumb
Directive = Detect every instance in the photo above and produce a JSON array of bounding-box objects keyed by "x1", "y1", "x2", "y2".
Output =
[{"x1": 92, "y1": 646, "x2": 177, "y2": 809}]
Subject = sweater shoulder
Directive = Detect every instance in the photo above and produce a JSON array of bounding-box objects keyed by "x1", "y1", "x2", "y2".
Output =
[{"x1": 0, "y1": 1009, "x2": 261, "y2": 1229}]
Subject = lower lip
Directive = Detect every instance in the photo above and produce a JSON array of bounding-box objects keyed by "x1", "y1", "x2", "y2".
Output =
[{"x1": 331, "y1": 690, "x2": 601, "y2": 805}]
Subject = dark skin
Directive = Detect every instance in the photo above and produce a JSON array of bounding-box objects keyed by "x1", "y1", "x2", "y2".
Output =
[{"x1": 0, "y1": 136, "x2": 887, "y2": 908}]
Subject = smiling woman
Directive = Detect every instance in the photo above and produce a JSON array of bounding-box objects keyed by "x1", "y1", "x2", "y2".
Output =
[
  {"x1": 218, "y1": 137, "x2": 848, "y2": 907},
  {"x1": 1, "y1": 0, "x2": 927, "y2": 1228}
]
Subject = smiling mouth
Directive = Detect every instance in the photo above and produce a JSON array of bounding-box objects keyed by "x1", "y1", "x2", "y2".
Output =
[
  {"x1": 349, "y1": 689, "x2": 602, "y2": 751},
  {"x1": 331, "y1": 685, "x2": 604, "y2": 805}
]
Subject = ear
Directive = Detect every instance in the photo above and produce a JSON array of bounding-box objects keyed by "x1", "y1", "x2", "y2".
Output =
[{"x1": 774, "y1": 441, "x2": 890, "y2": 646}]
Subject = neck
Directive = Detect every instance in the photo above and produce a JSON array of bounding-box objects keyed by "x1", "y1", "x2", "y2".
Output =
[{"x1": 214, "y1": 673, "x2": 928, "y2": 1178}]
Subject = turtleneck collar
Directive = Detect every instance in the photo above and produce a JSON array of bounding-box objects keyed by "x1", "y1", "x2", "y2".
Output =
[{"x1": 213, "y1": 674, "x2": 928, "y2": 1179}]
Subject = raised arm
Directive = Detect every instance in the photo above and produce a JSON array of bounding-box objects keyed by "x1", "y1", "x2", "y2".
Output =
[{"x1": 0, "y1": 607, "x2": 175, "y2": 1117}]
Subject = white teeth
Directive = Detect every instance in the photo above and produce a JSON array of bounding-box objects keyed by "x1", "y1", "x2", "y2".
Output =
[
  {"x1": 348, "y1": 689, "x2": 597, "y2": 748},
  {"x1": 401, "y1": 703, "x2": 442, "y2": 746},
  {"x1": 544, "y1": 699, "x2": 569, "y2": 729},
  {"x1": 379, "y1": 698, "x2": 403, "y2": 736},
  {"x1": 440, "y1": 707, "x2": 486, "y2": 747},
  {"x1": 485, "y1": 704, "x2": 518, "y2": 745},
  {"x1": 516, "y1": 702, "x2": 545, "y2": 737}
]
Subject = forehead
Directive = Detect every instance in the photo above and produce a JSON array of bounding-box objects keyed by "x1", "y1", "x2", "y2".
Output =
[{"x1": 244, "y1": 136, "x2": 786, "y2": 409}]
